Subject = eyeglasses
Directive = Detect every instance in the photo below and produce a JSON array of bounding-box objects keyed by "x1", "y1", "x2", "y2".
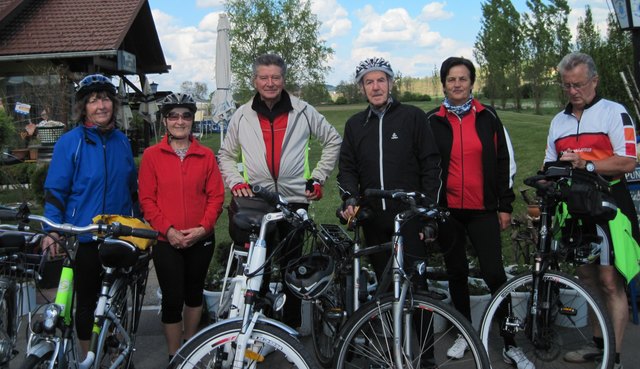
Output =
[
  {"x1": 560, "y1": 77, "x2": 593, "y2": 91},
  {"x1": 166, "y1": 112, "x2": 194, "y2": 122}
]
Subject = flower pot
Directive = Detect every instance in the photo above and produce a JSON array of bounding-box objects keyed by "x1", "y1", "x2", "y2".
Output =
[
  {"x1": 10, "y1": 148, "x2": 28, "y2": 160},
  {"x1": 470, "y1": 292, "x2": 492, "y2": 331},
  {"x1": 28, "y1": 147, "x2": 38, "y2": 160},
  {"x1": 202, "y1": 289, "x2": 222, "y2": 322},
  {"x1": 428, "y1": 287, "x2": 452, "y2": 333}
]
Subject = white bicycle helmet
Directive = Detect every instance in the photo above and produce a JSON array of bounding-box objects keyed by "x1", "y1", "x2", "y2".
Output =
[
  {"x1": 161, "y1": 93, "x2": 197, "y2": 115},
  {"x1": 355, "y1": 57, "x2": 394, "y2": 83}
]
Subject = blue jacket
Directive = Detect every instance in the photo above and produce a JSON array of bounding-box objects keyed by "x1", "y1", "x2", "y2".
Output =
[{"x1": 44, "y1": 125, "x2": 137, "y2": 241}]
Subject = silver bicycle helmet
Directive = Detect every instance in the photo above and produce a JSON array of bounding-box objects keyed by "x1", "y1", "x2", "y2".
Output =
[
  {"x1": 161, "y1": 93, "x2": 197, "y2": 115},
  {"x1": 354, "y1": 57, "x2": 394, "y2": 83},
  {"x1": 285, "y1": 253, "x2": 335, "y2": 300},
  {"x1": 76, "y1": 74, "x2": 116, "y2": 99}
]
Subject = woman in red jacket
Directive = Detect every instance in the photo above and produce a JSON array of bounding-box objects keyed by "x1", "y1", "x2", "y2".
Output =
[{"x1": 138, "y1": 93, "x2": 225, "y2": 362}]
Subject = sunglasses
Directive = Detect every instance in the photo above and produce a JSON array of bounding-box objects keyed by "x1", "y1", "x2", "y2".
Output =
[{"x1": 166, "y1": 112, "x2": 194, "y2": 121}]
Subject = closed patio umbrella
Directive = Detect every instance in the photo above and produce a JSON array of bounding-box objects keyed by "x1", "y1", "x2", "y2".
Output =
[{"x1": 211, "y1": 13, "x2": 235, "y2": 145}]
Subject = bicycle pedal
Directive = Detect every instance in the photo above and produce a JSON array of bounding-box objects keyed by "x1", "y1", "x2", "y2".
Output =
[
  {"x1": 324, "y1": 307, "x2": 344, "y2": 321},
  {"x1": 559, "y1": 306, "x2": 577, "y2": 316}
]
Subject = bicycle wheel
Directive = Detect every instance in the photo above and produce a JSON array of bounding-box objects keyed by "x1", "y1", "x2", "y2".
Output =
[
  {"x1": 168, "y1": 320, "x2": 320, "y2": 369},
  {"x1": 479, "y1": 271, "x2": 615, "y2": 369},
  {"x1": 311, "y1": 290, "x2": 343, "y2": 367},
  {"x1": 19, "y1": 354, "x2": 50, "y2": 369},
  {"x1": 0, "y1": 280, "x2": 16, "y2": 366},
  {"x1": 334, "y1": 292, "x2": 489, "y2": 369}
]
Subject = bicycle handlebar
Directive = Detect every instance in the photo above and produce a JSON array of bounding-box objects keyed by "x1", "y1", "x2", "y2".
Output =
[{"x1": 0, "y1": 205, "x2": 158, "y2": 240}]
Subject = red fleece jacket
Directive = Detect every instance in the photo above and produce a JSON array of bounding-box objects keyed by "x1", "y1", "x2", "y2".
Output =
[{"x1": 138, "y1": 136, "x2": 225, "y2": 241}]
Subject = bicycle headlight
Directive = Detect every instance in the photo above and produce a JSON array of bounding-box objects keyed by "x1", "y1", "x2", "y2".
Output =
[{"x1": 43, "y1": 303, "x2": 61, "y2": 332}]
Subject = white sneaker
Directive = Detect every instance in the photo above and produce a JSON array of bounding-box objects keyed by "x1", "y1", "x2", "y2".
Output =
[
  {"x1": 503, "y1": 346, "x2": 535, "y2": 369},
  {"x1": 446, "y1": 334, "x2": 469, "y2": 359}
]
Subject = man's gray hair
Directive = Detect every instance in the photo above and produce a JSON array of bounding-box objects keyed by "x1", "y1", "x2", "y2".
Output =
[
  {"x1": 252, "y1": 54, "x2": 287, "y2": 78},
  {"x1": 557, "y1": 52, "x2": 598, "y2": 79}
]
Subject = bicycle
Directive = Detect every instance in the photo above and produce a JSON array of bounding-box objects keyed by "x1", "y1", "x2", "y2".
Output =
[
  {"x1": 331, "y1": 189, "x2": 490, "y2": 369},
  {"x1": 479, "y1": 165, "x2": 615, "y2": 369},
  {"x1": 0, "y1": 203, "x2": 158, "y2": 369},
  {"x1": 168, "y1": 186, "x2": 320, "y2": 369},
  {"x1": 0, "y1": 218, "x2": 44, "y2": 368}
]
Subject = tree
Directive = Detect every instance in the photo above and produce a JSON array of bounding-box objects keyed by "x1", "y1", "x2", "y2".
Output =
[
  {"x1": 597, "y1": 13, "x2": 635, "y2": 114},
  {"x1": 575, "y1": 5, "x2": 602, "y2": 56},
  {"x1": 300, "y1": 83, "x2": 331, "y2": 105},
  {"x1": 524, "y1": 0, "x2": 557, "y2": 114},
  {"x1": 180, "y1": 81, "x2": 209, "y2": 100},
  {"x1": 225, "y1": 0, "x2": 333, "y2": 102},
  {"x1": 335, "y1": 80, "x2": 364, "y2": 104},
  {"x1": 474, "y1": 0, "x2": 523, "y2": 109}
]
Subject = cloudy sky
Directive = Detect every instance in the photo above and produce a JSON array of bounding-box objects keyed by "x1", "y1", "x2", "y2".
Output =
[{"x1": 145, "y1": 0, "x2": 616, "y2": 93}]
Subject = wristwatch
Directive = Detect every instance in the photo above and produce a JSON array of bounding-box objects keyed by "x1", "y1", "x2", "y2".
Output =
[{"x1": 585, "y1": 160, "x2": 596, "y2": 173}]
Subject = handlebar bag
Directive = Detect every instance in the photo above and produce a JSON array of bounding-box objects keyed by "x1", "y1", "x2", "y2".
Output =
[
  {"x1": 91, "y1": 214, "x2": 155, "y2": 250},
  {"x1": 560, "y1": 174, "x2": 617, "y2": 222}
]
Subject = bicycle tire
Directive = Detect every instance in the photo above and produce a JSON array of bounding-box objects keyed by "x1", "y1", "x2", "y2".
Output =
[
  {"x1": 18, "y1": 354, "x2": 50, "y2": 369},
  {"x1": 311, "y1": 292, "x2": 341, "y2": 367},
  {"x1": 0, "y1": 279, "x2": 16, "y2": 365},
  {"x1": 479, "y1": 271, "x2": 615, "y2": 369},
  {"x1": 334, "y1": 292, "x2": 490, "y2": 369},
  {"x1": 168, "y1": 320, "x2": 320, "y2": 369}
]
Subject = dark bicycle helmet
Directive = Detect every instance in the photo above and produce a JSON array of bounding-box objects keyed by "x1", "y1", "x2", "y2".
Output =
[
  {"x1": 354, "y1": 57, "x2": 394, "y2": 83},
  {"x1": 76, "y1": 74, "x2": 116, "y2": 99},
  {"x1": 285, "y1": 253, "x2": 335, "y2": 300},
  {"x1": 161, "y1": 93, "x2": 197, "y2": 115}
]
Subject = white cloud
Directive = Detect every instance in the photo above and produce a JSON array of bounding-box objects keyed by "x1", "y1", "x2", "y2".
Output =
[
  {"x1": 420, "y1": 2, "x2": 453, "y2": 21},
  {"x1": 150, "y1": 9, "x2": 219, "y2": 93},
  {"x1": 196, "y1": 0, "x2": 224, "y2": 8},
  {"x1": 311, "y1": 0, "x2": 351, "y2": 39}
]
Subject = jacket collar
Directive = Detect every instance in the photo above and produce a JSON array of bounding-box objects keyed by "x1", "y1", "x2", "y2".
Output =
[
  {"x1": 563, "y1": 95, "x2": 602, "y2": 115},
  {"x1": 251, "y1": 89, "x2": 293, "y2": 121},
  {"x1": 436, "y1": 98, "x2": 485, "y2": 117}
]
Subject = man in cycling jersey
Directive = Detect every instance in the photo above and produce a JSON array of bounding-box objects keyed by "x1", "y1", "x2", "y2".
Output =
[{"x1": 544, "y1": 52, "x2": 639, "y2": 369}]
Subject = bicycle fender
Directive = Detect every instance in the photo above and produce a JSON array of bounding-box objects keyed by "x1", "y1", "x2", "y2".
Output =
[
  {"x1": 186, "y1": 316, "x2": 300, "y2": 344},
  {"x1": 25, "y1": 340, "x2": 56, "y2": 358}
]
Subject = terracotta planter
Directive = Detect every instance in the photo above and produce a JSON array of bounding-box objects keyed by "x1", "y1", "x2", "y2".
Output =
[
  {"x1": 28, "y1": 147, "x2": 38, "y2": 160},
  {"x1": 10, "y1": 148, "x2": 28, "y2": 160}
]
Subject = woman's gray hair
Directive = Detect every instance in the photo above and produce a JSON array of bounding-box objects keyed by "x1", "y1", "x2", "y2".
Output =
[
  {"x1": 557, "y1": 52, "x2": 598, "y2": 79},
  {"x1": 71, "y1": 90, "x2": 120, "y2": 124},
  {"x1": 252, "y1": 54, "x2": 287, "y2": 78}
]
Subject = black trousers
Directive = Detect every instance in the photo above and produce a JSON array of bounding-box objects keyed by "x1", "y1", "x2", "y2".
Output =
[
  {"x1": 438, "y1": 209, "x2": 508, "y2": 323},
  {"x1": 153, "y1": 236, "x2": 215, "y2": 324}
]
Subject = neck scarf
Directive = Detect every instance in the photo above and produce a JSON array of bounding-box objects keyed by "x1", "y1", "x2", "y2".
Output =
[{"x1": 443, "y1": 94, "x2": 474, "y2": 116}]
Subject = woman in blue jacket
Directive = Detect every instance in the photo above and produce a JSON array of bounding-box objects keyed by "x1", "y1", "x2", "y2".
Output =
[{"x1": 41, "y1": 74, "x2": 138, "y2": 357}]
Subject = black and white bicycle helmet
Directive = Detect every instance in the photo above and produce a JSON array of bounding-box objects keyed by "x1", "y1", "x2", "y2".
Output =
[
  {"x1": 354, "y1": 57, "x2": 394, "y2": 83},
  {"x1": 285, "y1": 253, "x2": 335, "y2": 300},
  {"x1": 160, "y1": 93, "x2": 197, "y2": 115},
  {"x1": 76, "y1": 74, "x2": 116, "y2": 99}
]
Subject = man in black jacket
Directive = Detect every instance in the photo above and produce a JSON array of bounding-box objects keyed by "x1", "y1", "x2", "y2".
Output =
[{"x1": 337, "y1": 56, "x2": 442, "y2": 369}]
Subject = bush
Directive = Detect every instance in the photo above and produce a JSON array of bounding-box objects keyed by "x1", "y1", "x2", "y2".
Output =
[
  {"x1": 0, "y1": 110, "x2": 16, "y2": 149},
  {"x1": 0, "y1": 163, "x2": 36, "y2": 185},
  {"x1": 334, "y1": 96, "x2": 348, "y2": 105},
  {"x1": 30, "y1": 162, "x2": 49, "y2": 206}
]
